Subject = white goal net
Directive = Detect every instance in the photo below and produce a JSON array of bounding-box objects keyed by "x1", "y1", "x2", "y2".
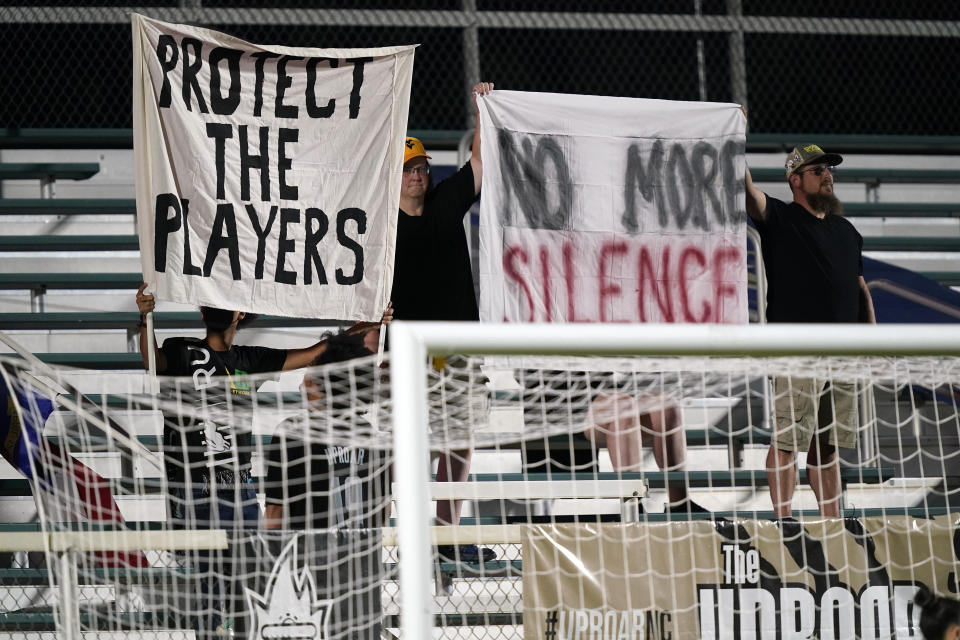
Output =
[{"x1": 1, "y1": 322, "x2": 959, "y2": 640}]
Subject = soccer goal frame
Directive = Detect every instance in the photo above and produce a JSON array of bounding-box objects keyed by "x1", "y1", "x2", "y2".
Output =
[{"x1": 388, "y1": 320, "x2": 960, "y2": 640}]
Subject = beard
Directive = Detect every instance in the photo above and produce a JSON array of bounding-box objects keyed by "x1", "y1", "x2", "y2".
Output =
[{"x1": 807, "y1": 190, "x2": 844, "y2": 216}]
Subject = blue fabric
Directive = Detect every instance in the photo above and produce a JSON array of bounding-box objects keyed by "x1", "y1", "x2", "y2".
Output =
[
  {"x1": 169, "y1": 483, "x2": 260, "y2": 639},
  {"x1": 0, "y1": 378, "x2": 54, "y2": 478},
  {"x1": 863, "y1": 256, "x2": 960, "y2": 323},
  {"x1": 170, "y1": 483, "x2": 260, "y2": 529}
]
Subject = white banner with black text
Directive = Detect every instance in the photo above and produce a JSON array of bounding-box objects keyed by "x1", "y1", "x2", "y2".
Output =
[
  {"x1": 133, "y1": 13, "x2": 415, "y2": 320},
  {"x1": 478, "y1": 91, "x2": 747, "y2": 325}
]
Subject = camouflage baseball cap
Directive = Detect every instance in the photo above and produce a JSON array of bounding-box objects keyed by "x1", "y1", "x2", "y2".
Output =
[{"x1": 784, "y1": 144, "x2": 843, "y2": 179}]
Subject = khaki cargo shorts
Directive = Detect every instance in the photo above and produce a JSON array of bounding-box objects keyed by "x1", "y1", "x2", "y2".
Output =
[{"x1": 773, "y1": 377, "x2": 858, "y2": 452}]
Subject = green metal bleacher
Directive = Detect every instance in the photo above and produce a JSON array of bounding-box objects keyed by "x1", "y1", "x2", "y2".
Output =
[
  {"x1": 33, "y1": 353, "x2": 143, "y2": 369},
  {"x1": 0, "y1": 198, "x2": 135, "y2": 215},
  {"x1": 0, "y1": 163, "x2": 100, "y2": 182},
  {"x1": 750, "y1": 167, "x2": 960, "y2": 185},
  {"x1": 0, "y1": 235, "x2": 138, "y2": 251},
  {"x1": 0, "y1": 273, "x2": 142, "y2": 290},
  {"x1": 0, "y1": 312, "x2": 338, "y2": 330}
]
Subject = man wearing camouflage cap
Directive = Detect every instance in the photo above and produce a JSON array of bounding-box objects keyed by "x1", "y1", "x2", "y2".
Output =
[{"x1": 745, "y1": 141, "x2": 875, "y2": 519}]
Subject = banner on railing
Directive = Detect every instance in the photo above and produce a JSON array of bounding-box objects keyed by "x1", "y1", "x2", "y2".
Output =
[
  {"x1": 478, "y1": 91, "x2": 747, "y2": 325},
  {"x1": 522, "y1": 517, "x2": 951, "y2": 640},
  {"x1": 132, "y1": 14, "x2": 415, "y2": 320}
]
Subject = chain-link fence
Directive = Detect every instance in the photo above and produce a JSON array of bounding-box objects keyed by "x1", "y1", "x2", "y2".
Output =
[{"x1": 1, "y1": 1, "x2": 959, "y2": 136}]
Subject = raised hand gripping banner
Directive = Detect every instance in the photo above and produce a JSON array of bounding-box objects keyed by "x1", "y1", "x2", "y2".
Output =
[
  {"x1": 478, "y1": 91, "x2": 747, "y2": 325},
  {"x1": 132, "y1": 14, "x2": 415, "y2": 320}
]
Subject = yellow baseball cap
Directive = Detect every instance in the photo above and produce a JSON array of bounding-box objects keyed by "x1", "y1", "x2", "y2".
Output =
[{"x1": 404, "y1": 137, "x2": 432, "y2": 164}]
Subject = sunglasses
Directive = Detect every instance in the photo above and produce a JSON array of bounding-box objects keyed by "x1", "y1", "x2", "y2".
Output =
[{"x1": 798, "y1": 165, "x2": 835, "y2": 177}]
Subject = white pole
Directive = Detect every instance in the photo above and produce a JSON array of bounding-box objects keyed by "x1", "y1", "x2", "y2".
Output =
[
  {"x1": 56, "y1": 551, "x2": 82, "y2": 640},
  {"x1": 388, "y1": 322, "x2": 433, "y2": 640},
  {"x1": 146, "y1": 310, "x2": 157, "y2": 377},
  {"x1": 401, "y1": 322, "x2": 960, "y2": 357}
]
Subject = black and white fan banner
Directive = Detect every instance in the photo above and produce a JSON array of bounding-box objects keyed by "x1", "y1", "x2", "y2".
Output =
[{"x1": 132, "y1": 14, "x2": 415, "y2": 320}]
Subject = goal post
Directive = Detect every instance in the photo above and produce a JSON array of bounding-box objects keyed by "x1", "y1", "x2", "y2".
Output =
[
  {"x1": 388, "y1": 320, "x2": 960, "y2": 640},
  {"x1": 3, "y1": 322, "x2": 960, "y2": 638}
]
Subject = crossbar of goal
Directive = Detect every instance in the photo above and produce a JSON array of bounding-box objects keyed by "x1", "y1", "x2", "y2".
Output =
[{"x1": 388, "y1": 320, "x2": 960, "y2": 640}]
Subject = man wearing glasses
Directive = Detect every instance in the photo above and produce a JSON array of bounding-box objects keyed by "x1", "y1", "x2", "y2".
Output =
[
  {"x1": 390, "y1": 81, "x2": 496, "y2": 564},
  {"x1": 745, "y1": 143, "x2": 876, "y2": 519}
]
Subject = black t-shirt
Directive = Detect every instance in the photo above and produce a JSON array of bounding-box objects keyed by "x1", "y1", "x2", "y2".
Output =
[
  {"x1": 755, "y1": 196, "x2": 863, "y2": 323},
  {"x1": 264, "y1": 418, "x2": 388, "y2": 529},
  {"x1": 390, "y1": 162, "x2": 479, "y2": 321},
  {"x1": 160, "y1": 337, "x2": 286, "y2": 485}
]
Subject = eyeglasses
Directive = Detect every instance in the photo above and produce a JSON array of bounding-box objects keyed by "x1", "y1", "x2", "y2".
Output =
[
  {"x1": 403, "y1": 166, "x2": 429, "y2": 176},
  {"x1": 798, "y1": 165, "x2": 835, "y2": 177}
]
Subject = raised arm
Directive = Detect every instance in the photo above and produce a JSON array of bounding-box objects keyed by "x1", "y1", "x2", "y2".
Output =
[
  {"x1": 745, "y1": 163, "x2": 768, "y2": 224},
  {"x1": 281, "y1": 302, "x2": 394, "y2": 371},
  {"x1": 740, "y1": 106, "x2": 767, "y2": 223},
  {"x1": 135, "y1": 283, "x2": 167, "y2": 373},
  {"x1": 469, "y1": 81, "x2": 494, "y2": 195}
]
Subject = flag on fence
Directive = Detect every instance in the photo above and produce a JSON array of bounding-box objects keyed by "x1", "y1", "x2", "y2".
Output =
[{"x1": 1, "y1": 371, "x2": 148, "y2": 567}]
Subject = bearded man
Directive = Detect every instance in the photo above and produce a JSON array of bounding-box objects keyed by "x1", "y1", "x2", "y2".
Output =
[{"x1": 745, "y1": 143, "x2": 876, "y2": 519}]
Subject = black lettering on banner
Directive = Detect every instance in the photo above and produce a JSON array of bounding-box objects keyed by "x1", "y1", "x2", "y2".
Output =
[
  {"x1": 306, "y1": 58, "x2": 338, "y2": 118},
  {"x1": 622, "y1": 141, "x2": 665, "y2": 233},
  {"x1": 206, "y1": 123, "x2": 233, "y2": 200},
  {"x1": 721, "y1": 139, "x2": 746, "y2": 224},
  {"x1": 181, "y1": 199, "x2": 202, "y2": 276},
  {"x1": 665, "y1": 143, "x2": 695, "y2": 230},
  {"x1": 156, "y1": 35, "x2": 178, "y2": 109},
  {"x1": 239, "y1": 125, "x2": 270, "y2": 202},
  {"x1": 336, "y1": 208, "x2": 366, "y2": 285},
  {"x1": 250, "y1": 51, "x2": 280, "y2": 118},
  {"x1": 180, "y1": 38, "x2": 209, "y2": 114},
  {"x1": 690, "y1": 141, "x2": 721, "y2": 230},
  {"x1": 245, "y1": 204, "x2": 278, "y2": 280},
  {"x1": 497, "y1": 130, "x2": 572, "y2": 230},
  {"x1": 348, "y1": 57, "x2": 371, "y2": 119},
  {"x1": 777, "y1": 518, "x2": 847, "y2": 604},
  {"x1": 275, "y1": 56, "x2": 303, "y2": 119},
  {"x1": 203, "y1": 203, "x2": 241, "y2": 280},
  {"x1": 209, "y1": 47, "x2": 242, "y2": 116},
  {"x1": 303, "y1": 208, "x2": 329, "y2": 285},
  {"x1": 278, "y1": 128, "x2": 299, "y2": 201},
  {"x1": 843, "y1": 519, "x2": 891, "y2": 587},
  {"x1": 153, "y1": 193, "x2": 181, "y2": 272},
  {"x1": 625, "y1": 141, "x2": 741, "y2": 232},
  {"x1": 275, "y1": 208, "x2": 300, "y2": 285}
]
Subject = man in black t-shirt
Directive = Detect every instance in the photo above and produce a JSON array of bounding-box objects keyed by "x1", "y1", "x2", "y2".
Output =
[
  {"x1": 390, "y1": 81, "x2": 497, "y2": 564},
  {"x1": 744, "y1": 141, "x2": 876, "y2": 519},
  {"x1": 134, "y1": 287, "x2": 390, "y2": 637},
  {"x1": 262, "y1": 333, "x2": 387, "y2": 640},
  {"x1": 263, "y1": 332, "x2": 388, "y2": 531}
]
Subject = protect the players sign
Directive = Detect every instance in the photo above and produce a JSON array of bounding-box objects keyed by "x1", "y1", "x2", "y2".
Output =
[
  {"x1": 132, "y1": 14, "x2": 415, "y2": 320},
  {"x1": 478, "y1": 91, "x2": 747, "y2": 325},
  {"x1": 523, "y1": 517, "x2": 957, "y2": 640}
]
